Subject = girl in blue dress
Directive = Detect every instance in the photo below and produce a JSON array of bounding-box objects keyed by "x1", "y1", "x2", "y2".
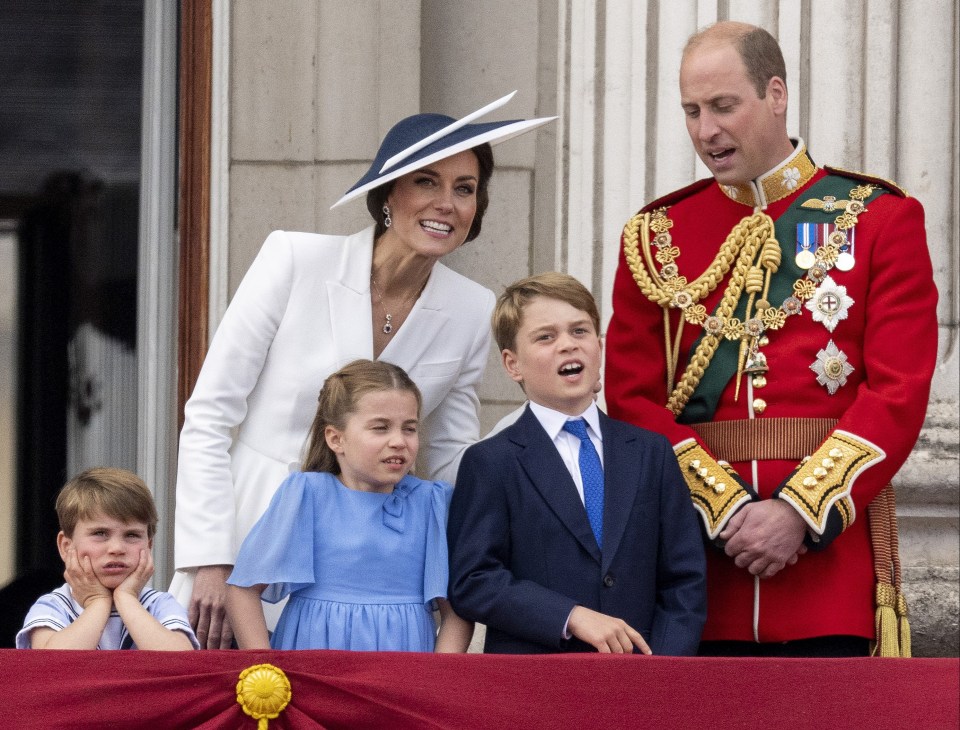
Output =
[{"x1": 226, "y1": 359, "x2": 472, "y2": 651}]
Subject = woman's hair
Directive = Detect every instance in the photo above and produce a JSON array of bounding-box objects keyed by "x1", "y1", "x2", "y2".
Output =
[
  {"x1": 56, "y1": 467, "x2": 159, "y2": 539},
  {"x1": 366, "y1": 143, "x2": 495, "y2": 243},
  {"x1": 302, "y1": 359, "x2": 423, "y2": 474}
]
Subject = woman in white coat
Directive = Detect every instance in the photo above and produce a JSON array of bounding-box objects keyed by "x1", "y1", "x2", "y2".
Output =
[{"x1": 171, "y1": 94, "x2": 553, "y2": 648}]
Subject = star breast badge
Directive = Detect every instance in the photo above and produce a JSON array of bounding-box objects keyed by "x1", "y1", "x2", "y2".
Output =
[
  {"x1": 805, "y1": 275, "x2": 854, "y2": 332},
  {"x1": 811, "y1": 340, "x2": 854, "y2": 394}
]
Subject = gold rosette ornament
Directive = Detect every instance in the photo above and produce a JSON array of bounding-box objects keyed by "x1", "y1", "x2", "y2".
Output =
[{"x1": 237, "y1": 663, "x2": 292, "y2": 729}]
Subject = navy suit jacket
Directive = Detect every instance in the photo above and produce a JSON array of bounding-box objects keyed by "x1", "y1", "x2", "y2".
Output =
[{"x1": 447, "y1": 406, "x2": 706, "y2": 655}]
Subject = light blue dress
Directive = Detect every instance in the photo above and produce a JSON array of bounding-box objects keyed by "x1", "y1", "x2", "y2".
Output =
[{"x1": 227, "y1": 471, "x2": 453, "y2": 651}]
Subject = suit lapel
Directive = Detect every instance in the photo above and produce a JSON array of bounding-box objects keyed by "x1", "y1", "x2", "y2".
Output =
[
  {"x1": 513, "y1": 408, "x2": 601, "y2": 564},
  {"x1": 599, "y1": 412, "x2": 642, "y2": 574}
]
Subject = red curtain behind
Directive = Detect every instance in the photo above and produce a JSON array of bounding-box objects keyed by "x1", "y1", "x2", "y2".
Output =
[{"x1": 7, "y1": 649, "x2": 958, "y2": 729}]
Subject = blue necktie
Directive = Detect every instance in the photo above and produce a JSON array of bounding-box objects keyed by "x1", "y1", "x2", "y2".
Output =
[{"x1": 562, "y1": 418, "x2": 604, "y2": 548}]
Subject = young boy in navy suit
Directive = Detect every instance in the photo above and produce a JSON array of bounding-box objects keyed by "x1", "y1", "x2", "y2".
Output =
[{"x1": 447, "y1": 272, "x2": 706, "y2": 655}]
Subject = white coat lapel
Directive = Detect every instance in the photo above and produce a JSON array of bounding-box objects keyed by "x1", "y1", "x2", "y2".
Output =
[
  {"x1": 327, "y1": 228, "x2": 375, "y2": 361},
  {"x1": 380, "y1": 262, "x2": 452, "y2": 369}
]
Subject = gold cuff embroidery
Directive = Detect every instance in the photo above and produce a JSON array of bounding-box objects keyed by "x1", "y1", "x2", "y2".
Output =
[
  {"x1": 779, "y1": 430, "x2": 885, "y2": 534},
  {"x1": 674, "y1": 439, "x2": 753, "y2": 539}
]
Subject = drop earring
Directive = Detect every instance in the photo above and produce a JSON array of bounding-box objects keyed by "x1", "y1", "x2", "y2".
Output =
[{"x1": 382, "y1": 204, "x2": 392, "y2": 228}]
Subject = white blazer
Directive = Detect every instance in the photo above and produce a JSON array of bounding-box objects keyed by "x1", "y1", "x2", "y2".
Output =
[{"x1": 170, "y1": 227, "x2": 494, "y2": 611}]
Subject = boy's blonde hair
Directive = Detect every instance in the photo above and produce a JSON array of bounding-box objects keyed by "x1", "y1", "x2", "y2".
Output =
[
  {"x1": 492, "y1": 272, "x2": 601, "y2": 352},
  {"x1": 56, "y1": 467, "x2": 159, "y2": 539}
]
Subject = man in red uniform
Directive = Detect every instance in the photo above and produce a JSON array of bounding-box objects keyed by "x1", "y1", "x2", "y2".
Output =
[{"x1": 605, "y1": 20, "x2": 938, "y2": 656}]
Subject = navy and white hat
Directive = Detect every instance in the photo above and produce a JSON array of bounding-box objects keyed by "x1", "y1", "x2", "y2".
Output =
[{"x1": 330, "y1": 91, "x2": 555, "y2": 209}]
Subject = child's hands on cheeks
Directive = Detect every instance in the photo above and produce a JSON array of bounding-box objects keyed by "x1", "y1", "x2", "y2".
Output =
[
  {"x1": 116, "y1": 549, "x2": 154, "y2": 601},
  {"x1": 63, "y1": 548, "x2": 112, "y2": 609}
]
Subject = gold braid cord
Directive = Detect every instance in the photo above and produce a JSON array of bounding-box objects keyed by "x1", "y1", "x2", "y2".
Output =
[
  {"x1": 622, "y1": 210, "x2": 778, "y2": 415},
  {"x1": 622, "y1": 210, "x2": 743, "y2": 307},
  {"x1": 674, "y1": 439, "x2": 753, "y2": 539},
  {"x1": 779, "y1": 430, "x2": 885, "y2": 535}
]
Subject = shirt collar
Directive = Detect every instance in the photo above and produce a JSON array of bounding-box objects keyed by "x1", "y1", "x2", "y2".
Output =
[
  {"x1": 529, "y1": 400, "x2": 602, "y2": 442},
  {"x1": 718, "y1": 138, "x2": 818, "y2": 209}
]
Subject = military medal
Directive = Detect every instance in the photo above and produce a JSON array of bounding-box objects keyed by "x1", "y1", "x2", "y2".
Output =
[
  {"x1": 810, "y1": 340, "x2": 854, "y2": 394},
  {"x1": 795, "y1": 226, "x2": 816, "y2": 269},
  {"x1": 796, "y1": 248, "x2": 816, "y2": 270},
  {"x1": 797, "y1": 222, "x2": 856, "y2": 271},
  {"x1": 795, "y1": 223, "x2": 823, "y2": 269},
  {"x1": 835, "y1": 238, "x2": 855, "y2": 271},
  {"x1": 826, "y1": 228, "x2": 854, "y2": 271},
  {"x1": 835, "y1": 252, "x2": 855, "y2": 271}
]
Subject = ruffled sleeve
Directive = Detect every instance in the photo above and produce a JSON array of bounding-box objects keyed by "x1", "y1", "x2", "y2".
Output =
[
  {"x1": 422, "y1": 480, "x2": 454, "y2": 605},
  {"x1": 227, "y1": 472, "x2": 319, "y2": 603}
]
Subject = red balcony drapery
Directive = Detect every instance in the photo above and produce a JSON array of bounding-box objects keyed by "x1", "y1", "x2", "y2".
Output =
[{"x1": 7, "y1": 649, "x2": 958, "y2": 729}]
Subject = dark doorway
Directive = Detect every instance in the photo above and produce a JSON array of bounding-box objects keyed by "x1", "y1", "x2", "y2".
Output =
[{"x1": 0, "y1": 2, "x2": 144, "y2": 646}]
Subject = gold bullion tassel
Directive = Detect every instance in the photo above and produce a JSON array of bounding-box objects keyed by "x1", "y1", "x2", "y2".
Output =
[
  {"x1": 237, "y1": 663, "x2": 292, "y2": 729},
  {"x1": 896, "y1": 590, "x2": 912, "y2": 658},
  {"x1": 873, "y1": 582, "x2": 900, "y2": 657},
  {"x1": 868, "y1": 484, "x2": 910, "y2": 657}
]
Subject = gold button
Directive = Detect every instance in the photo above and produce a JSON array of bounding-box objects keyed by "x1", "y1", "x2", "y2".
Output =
[
  {"x1": 752, "y1": 398, "x2": 767, "y2": 414},
  {"x1": 714, "y1": 483, "x2": 726, "y2": 494},
  {"x1": 829, "y1": 448, "x2": 844, "y2": 459},
  {"x1": 822, "y1": 457, "x2": 835, "y2": 469},
  {"x1": 689, "y1": 459, "x2": 700, "y2": 470},
  {"x1": 758, "y1": 335, "x2": 770, "y2": 347},
  {"x1": 803, "y1": 476, "x2": 818, "y2": 488},
  {"x1": 752, "y1": 375, "x2": 767, "y2": 389},
  {"x1": 813, "y1": 467, "x2": 828, "y2": 478}
]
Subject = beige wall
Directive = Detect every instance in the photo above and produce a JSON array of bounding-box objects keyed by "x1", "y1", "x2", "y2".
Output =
[
  {"x1": 226, "y1": 0, "x2": 561, "y2": 435},
  {"x1": 220, "y1": 0, "x2": 959, "y2": 654}
]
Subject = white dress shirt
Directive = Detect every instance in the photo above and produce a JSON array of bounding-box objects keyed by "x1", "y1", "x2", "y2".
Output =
[{"x1": 528, "y1": 400, "x2": 604, "y2": 505}]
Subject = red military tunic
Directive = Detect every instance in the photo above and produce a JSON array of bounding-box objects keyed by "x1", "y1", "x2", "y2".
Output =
[{"x1": 605, "y1": 142, "x2": 938, "y2": 642}]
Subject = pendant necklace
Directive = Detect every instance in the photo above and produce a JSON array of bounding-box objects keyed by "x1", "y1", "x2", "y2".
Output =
[{"x1": 371, "y1": 275, "x2": 423, "y2": 335}]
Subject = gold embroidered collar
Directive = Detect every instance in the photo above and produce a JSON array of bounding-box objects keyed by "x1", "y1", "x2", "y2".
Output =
[{"x1": 719, "y1": 139, "x2": 818, "y2": 208}]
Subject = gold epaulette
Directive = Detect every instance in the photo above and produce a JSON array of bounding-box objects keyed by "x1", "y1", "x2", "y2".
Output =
[
  {"x1": 640, "y1": 178, "x2": 714, "y2": 213},
  {"x1": 778, "y1": 430, "x2": 885, "y2": 534},
  {"x1": 824, "y1": 165, "x2": 909, "y2": 197},
  {"x1": 674, "y1": 438, "x2": 753, "y2": 539}
]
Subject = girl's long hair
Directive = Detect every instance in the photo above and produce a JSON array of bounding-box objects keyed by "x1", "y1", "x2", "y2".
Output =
[{"x1": 302, "y1": 359, "x2": 422, "y2": 474}]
